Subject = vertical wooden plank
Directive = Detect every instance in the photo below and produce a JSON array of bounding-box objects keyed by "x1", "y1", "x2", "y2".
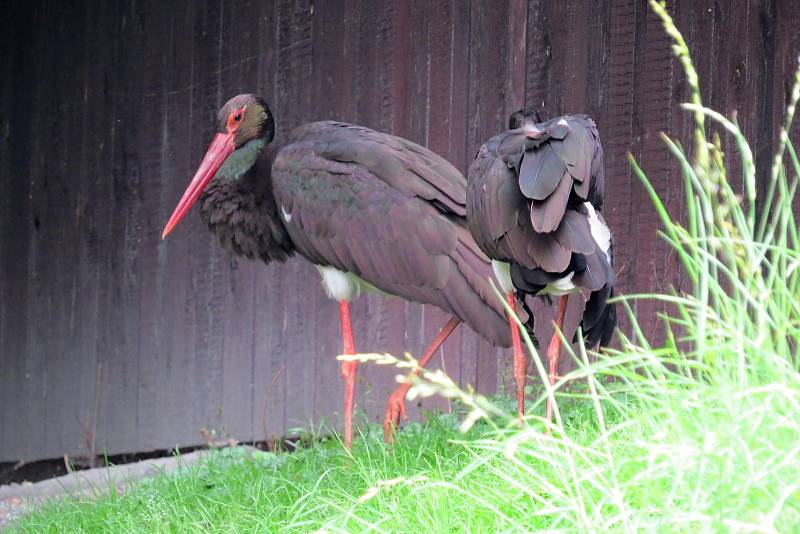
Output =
[
  {"x1": 71, "y1": 0, "x2": 116, "y2": 460},
  {"x1": 93, "y1": 1, "x2": 131, "y2": 456},
  {"x1": 271, "y1": 0, "x2": 316, "y2": 433},
  {"x1": 153, "y1": 1, "x2": 199, "y2": 452},
  {"x1": 718, "y1": 0, "x2": 764, "y2": 151},
  {"x1": 0, "y1": 0, "x2": 35, "y2": 461},
  {"x1": 625, "y1": 2, "x2": 676, "y2": 343},
  {"x1": 770, "y1": 0, "x2": 800, "y2": 200},
  {"x1": 97, "y1": 0, "x2": 153, "y2": 455},
  {"x1": 391, "y1": 0, "x2": 411, "y2": 137},
  {"x1": 598, "y1": 0, "x2": 637, "y2": 341},
  {"x1": 37, "y1": 1, "x2": 94, "y2": 459},
  {"x1": 19, "y1": 1, "x2": 48, "y2": 460},
  {"x1": 524, "y1": 0, "x2": 550, "y2": 116},
  {"x1": 128, "y1": 0, "x2": 179, "y2": 454},
  {"x1": 0, "y1": 2, "x2": 8, "y2": 456},
  {"x1": 252, "y1": 258, "x2": 291, "y2": 442},
  {"x1": 505, "y1": 0, "x2": 527, "y2": 113},
  {"x1": 755, "y1": 0, "x2": 778, "y2": 203},
  {"x1": 775, "y1": 0, "x2": 800, "y2": 191}
]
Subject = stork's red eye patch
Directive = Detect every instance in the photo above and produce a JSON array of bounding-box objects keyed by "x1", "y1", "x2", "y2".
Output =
[{"x1": 226, "y1": 107, "x2": 247, "y2": 131}]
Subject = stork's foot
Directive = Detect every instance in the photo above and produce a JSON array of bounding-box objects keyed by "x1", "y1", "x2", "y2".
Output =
[
  {"x1": 515, "y1": 389, "x2": 526, "y2": 425},
  {"x1": 383, "y1": 386, "x2": 410, "y2": 444}
]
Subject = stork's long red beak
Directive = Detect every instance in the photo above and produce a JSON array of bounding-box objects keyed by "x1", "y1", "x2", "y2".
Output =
[{"x1": 162, "y1": 132, "x2": 236, "y2": 239}]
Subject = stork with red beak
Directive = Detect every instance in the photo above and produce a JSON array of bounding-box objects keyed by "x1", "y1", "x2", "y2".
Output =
[{"x1": 163, "y1": 95, "x2": 533, "y2": 448}]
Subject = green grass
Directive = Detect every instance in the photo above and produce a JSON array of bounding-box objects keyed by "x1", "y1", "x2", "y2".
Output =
[
  {"x1": 11, "y1": 376, "x2": 799, "y2": 533},
  {"x1": 12, "y1": 2, "x2": 800, "y2": 532},
  {"x1": 10, "y1": 403, "x2": 627, "y2": 534},
  {"x1": 0, "y1": 413, "x2": 526, "y2": 532}
]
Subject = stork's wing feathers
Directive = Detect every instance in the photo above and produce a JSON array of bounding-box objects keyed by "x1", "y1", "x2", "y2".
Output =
[
  {"x1": 524, "y1": 226, "x2": 572, "y2": 273},
  {"x1": 274, "y1": 150, "x2": 447, "y2": 289},
  {"x1": 273, "y1": 121, "x2": 519, "y2": 347},
  {"x1": 289, "y1": 121, "x2": 467, "y2": 216},
  {"x1": 518, "y1": 143, "x2": 566, "y2": 200},
  {"x1": 554, "y1": 209, "x2": 596, "y2": 254},
  {"x1": 529, "y1": 170, "x2": 572, "y2": 233},
  {"x1": 467, "y1": 145, "x2": 525, "y2": 250}
]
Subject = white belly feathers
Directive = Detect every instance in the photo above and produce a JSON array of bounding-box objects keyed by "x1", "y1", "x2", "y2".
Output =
[
  {"x1": 585, "y1": 203, "x2": 611, "y2": 261},
  {"x1": 491, "y1": 260, "x2": 515, "y2": 294},
  {"x1": 317, "y1": 266, "x2": 359, "y2": 302}
]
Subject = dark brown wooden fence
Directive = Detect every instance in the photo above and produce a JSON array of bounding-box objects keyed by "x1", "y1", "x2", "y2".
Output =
[{"x1": 2, "y1": 0, "x2": 799, "y2": 462}]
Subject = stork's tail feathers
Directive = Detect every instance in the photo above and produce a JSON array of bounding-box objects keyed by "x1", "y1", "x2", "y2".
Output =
[{"x1": 575, "y1": 285, "x2": 616, "y2": 349}]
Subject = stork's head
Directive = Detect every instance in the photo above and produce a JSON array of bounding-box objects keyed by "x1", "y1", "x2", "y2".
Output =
[
  {"x1": 509, "y1": 107, "x2": 541, "y2": 129},
  {"x1": 216, "y1": 94, "x2": 275, "y2": 147},
  {"x1": 162, "y1": 94, "x2": 274, "y2": 239}
]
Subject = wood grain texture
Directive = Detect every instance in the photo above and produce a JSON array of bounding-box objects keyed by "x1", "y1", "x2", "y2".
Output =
[{"x1": 2, "y1": 0, "x2": 800, "y2": 461}]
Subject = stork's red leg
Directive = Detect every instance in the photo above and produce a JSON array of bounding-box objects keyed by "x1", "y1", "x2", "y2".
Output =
[
  {"x1": 506, "y1": 292, "x2": 527, "y2": 419},
  {"x1": 383, "y1": 316, "x2": 461, "y2": 443},
  {"x1": 339, "y1": 300, "x2": 358, "y2": 449},
  {"x1": 545, "y1": 295, "x2": 569, "y2": 423}
]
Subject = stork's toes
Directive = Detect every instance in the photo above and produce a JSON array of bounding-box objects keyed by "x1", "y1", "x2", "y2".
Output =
[{"x1": 383, "y1": 389, "x2": 409, "y2": 444}]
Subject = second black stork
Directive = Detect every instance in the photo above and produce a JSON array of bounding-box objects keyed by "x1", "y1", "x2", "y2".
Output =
[
  {"x1": 162, "y1": 95, "x2": 530, "y2": 448},
  {"x1": 467, "y1": 108, "x2": 617, "y2": 422}
]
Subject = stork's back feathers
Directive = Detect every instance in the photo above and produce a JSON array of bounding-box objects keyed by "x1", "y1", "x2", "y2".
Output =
[{"x1": 467, "y1": 114, "x2": 616, "y2": 349}]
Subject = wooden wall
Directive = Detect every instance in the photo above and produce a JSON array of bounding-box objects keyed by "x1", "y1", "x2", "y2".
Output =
[{"x1": 2, "y1": 0, "x2": 799, "y2": 462}]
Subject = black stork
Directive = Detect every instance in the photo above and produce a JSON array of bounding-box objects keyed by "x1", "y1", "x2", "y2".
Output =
[
  {"x1": 467, "y1": 108, "x2": 617, "y2": 422},
  {"x1": 162, "y1": 94, "x2": 531, "y2": 448}
]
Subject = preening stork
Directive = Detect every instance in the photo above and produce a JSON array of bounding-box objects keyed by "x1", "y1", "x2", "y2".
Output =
[
  {"x1": 162, "y1": 94, "x2": 531, "y2": 448},
  {"x1": 467, "y1": 108, "x2": 617, "y2": 421}
]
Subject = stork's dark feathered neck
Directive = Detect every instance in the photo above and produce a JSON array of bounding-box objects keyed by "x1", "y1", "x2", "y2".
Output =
[
  {"x1": 509, "y1": 108, "x2": 542, "y2": 129},
  {"x1": 198, "y1": 149, "x2": 294, "y2": 264}
]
